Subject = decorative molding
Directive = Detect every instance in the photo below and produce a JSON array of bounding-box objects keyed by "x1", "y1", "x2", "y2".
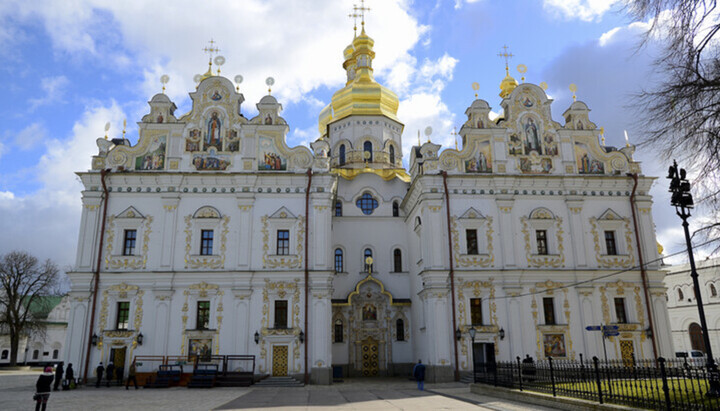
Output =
[
  {"x1": 261, "y1": 215, "x2": 304, "y2": 268},
  {"x1": 589, "y1": 215, "x2": 635, "y2": 268},
  {"x1": 521, "y1": 216, "x2": 565, "y2": 268},
  {"x1": 451, "y1": 216, "x2": 494, "y2": 268},
  {"x1": 104, "y1": 215, "x2": 153, "y2": 270},
  {"x1": 184, "y1": 214, "x2": 230, "y2": 269}
]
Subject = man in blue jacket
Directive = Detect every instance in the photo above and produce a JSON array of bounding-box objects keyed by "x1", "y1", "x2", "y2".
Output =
[{"x1": 412, "y1": 359, "x2": 426, "y2": 391}]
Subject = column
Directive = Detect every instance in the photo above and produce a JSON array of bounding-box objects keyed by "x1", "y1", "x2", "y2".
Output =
[
  {"x1": 78, "y1": 194, "x2": 103, "y2": 269},
  {"x1": 65, "y1": 292, "x2": 90, "y2": 376},
  {"x1": 311, "y1": 201, "x2": 331, "y2": 270},
  {"x1": 309, "y1": 273, "x2": 332, "y2": 384},
  {"x1": 496, "y1": 199, "x2": 515, "y2": 267},
  {"x1": 566, "y1": 198, "x2": 586, "y2": 267},
  {"x1": 504, "y1": 287, "x2": 522, "y2": 360},
  {"x1": 232, "y1": 288, "x2": 252, "y2": 355},
  {"x1": 419, "y1": 282, "x2": 454, "y2": 382},
  {"x1": 650, "y1": 289, "x2": 674, "y2": 358},
  {"x1": 160, "y1": 195, "x2": 180, "y2": 268},
  {"x1": 153, "y1": 290, "x2": 174, "y2": 355},
  {"x1": 236, "y1": 198, "x2": 254, "y2": 269}
]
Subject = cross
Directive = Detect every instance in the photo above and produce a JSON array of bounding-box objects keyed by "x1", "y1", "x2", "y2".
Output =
[
  {"x1": 348, "y1": 5, "x2": 361, "y2": 35},
  {"x1": 202, "y1": 39, "x2": 220, "y2": 60},
  {"x1": 451, "y1": 127, "x2": 458, "y2": 150},
  {"x1": 355, "y1": 0, "x2": 370, "y2": 28},
  {"x1": 497, "y1": 45, "x2": 514, "y2": 74}
]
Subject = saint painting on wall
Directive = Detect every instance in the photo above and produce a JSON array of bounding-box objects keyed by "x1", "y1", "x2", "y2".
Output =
[
  {"x1": 186, "y1": 129, "x2": 201, "y2": 152},
  {"x1": 362, "y1": 304, "x2": 377, "y2": 321},
  {"x1": 543, "y1": 334, "x2": 567, "y2": 358},
  {"x1": 575, "y1": 143, "x2": 605, "y2": 174},
  {"x1": 508, "y1": 134, "x2": 523, "y2": 155},
  {"x1": 189, "y1": 338, "x2": 213, "y2": 360},
  {"x1": 523, "y1": 117, "x2": 542, "y2": 155},
  {"x1": 465, "y1": 141, "x2": 492, "y2": 173},
  {"x1": 206, "y1": 112, "x2": 222, "y2": 149},
  {"x1": 135, "y1": 136, "x2": 166, "y2": 170},
  {"x1": 193, "y1": 152, "x2": 231, "y2": 171},
  {"x1": 257, "y1": 137, "x2": 287, "y2": 171},
  {"x1": 226, "y1": 130, "x2": 240, "y2": 152},
  {"x1": 543, "y1": 133, "x2": 559, "y2": 156}
]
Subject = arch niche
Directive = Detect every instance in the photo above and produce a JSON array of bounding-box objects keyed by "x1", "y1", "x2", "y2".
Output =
[{"x1": 689, "y1": 322, "x2": 706, "y2": 353}]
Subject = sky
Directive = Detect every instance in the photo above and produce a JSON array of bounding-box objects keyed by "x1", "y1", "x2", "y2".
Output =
[{"x1": 0, "y1": 0, "x2": 714, "y2": 274}]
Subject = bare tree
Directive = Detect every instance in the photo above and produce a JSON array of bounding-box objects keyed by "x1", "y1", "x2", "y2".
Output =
[
  {"x1": 0, "y1": 251, "x2": 59, "y2": 366},
  {"x1": 627, "y1": 0, "x2": 720, "y2": 250}
]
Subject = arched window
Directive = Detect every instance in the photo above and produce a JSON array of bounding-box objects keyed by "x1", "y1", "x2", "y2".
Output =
[
  {"x1": 1, "y1": 350, "x2": 8, "y2": 360},
  {"x1": 32, "y1": 350, "x2": 39, "y2": 360},
  {"x1": 339, "y1": 144, "x2": 346, "y2": 166},
  {"x1": 393, "y1": 249, "x2": 402, "y2": 272},
  {"x1": 415, "y1": 216, "x2": 422, "y2": 227},
  {"x1": 364, "y1": 248, "x2": 373, "y2": 272},
  {"x1": 392, "y1": 201, "x2": 399, "y2": 217},
  {"x1": 678, "y1": 288, "x2": 684, "y2": 301},
  {"x1": 334, "y1": 319, "x2": 343, "y2": 343},
  {"x1": 689, "y1": 322, "x2": 706, "y2": 353},
  {"x1": 396, "y1": 319, "x2": 405, "y2": 341},
  {"x1": 335, "y1": 248, "x2": 344, "y2": 273},
  {"x1": 356, "y1": 193, "x2": 378, "y2": 215},
  {"x1": 335, "y1": 200, "x2": 342, "y2": 217},
  {"x1": 389, "y1": 145, "x2": 396, "y2": 165},
  {"x1": 52, "y1": 349, "x2": 59, "y2": 359},
  {"x1": 363, "y1": 141, "x2": 373, "y2": 162},
  {"x1": 711, "y1": 284, "x2": 717, "y2": 297}
]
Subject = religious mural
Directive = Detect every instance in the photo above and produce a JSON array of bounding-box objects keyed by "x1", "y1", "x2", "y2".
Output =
[
  {"x1": 206, "y1": 111, "x2": 223, "y2": 149},
  {"x1": 465, "y1": 141, "x2": 492, "y2": 173},
  {"x1": 258, "y1": 137, "x2": 287, "y2": 171},
  {"x1": 575, "y1": 142, "x2": 605, "y2": 174},
  {"x1": 193, "y1": 150, "x2": 231, "y2": 171},
  {"x1": 134, "y1": 135, "x2": 166, "y2": 170},
  {"x1": 362, "y1": 304, "x2": 377, "y2": 321},
  {"x1": 518, "y1": 157, "x2": 552, "y2": 174},
  {"x1": 522, "y1": 117, "x2": 542, "y2": 155},
  {"x1": 543, "y1": 334, "x2": 567, "y2": 357},
  {"x1": 186, "y1": 129, "x2": 201, "y2": 152},
  {"x1": 189, "y1": 338, "x2": 212, "y2": 359},
  {"x1": 227, "y1": 130, "x2": 240, "y2": 152}
]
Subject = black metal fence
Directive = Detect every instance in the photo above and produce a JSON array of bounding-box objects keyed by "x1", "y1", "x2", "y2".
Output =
[{"x1": 473, "y1": 356, "x2": 720, "y2": 410}]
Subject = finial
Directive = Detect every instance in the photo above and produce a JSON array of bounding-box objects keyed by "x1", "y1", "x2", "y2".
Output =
[
  {"x1": 600, "y1": 126, "x2": 605, "y2": 146},
  {"x1": 160, "y1": 74, "x2": 169, "y2": 94},
  {"x1": 471, "y1": 82, "x2": 480, "y2": 99},
  {"x1": 349, "y1": 5, "x2": 360, "y2": 37},
  {"x1": 214, "y1": 55, "x2": 226, "y2": 75},
  {"x1": 497, "y1": 45, "x2": 514, "y2": 75},
  {"x1": 122, "y1": 119, "x2": 127, "y2": 139},
  {"x1": 539, "y1": 82, "x2": 548, "y2": 91},
  {"x1": 355, "y1": 0, "x2": 370, "y2": 32},
  {"x1": 517, "y1": 64, "x2": 527, "y2": 82},
  {"x1": 451, "y1": 127, "x2": 458, "y2": 150},
  {"x1": 265, "y1": 77, "x2": 275, "y2": 94},
  {"x1": 569, "y1": 83, "x2": 577, "y2": 102},
  {"x1": 424, "y1": 126, "x2": 432, "y2": 143},
  {"x1": 624, "y1": 130, "x2": 630, "y2": 147},
  {"x1": 234, "y1": 75, "x2": 243, "y2": 92},
  {"x1": 104, "y1": 122, "x2": 110, "y2": 140},
  {"x1": 202, "y1": 39, "x2": 220, "y2": 74}
]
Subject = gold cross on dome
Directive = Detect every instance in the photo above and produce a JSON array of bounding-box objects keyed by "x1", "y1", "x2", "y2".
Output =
[
  {"x1": 497, "y1": 45, "x2": 514, "y2": 74},
  {"x1": 349, "y1": 5, "x2": 361, "y2": 34},
  {"x1": 202, "y1": 39, "x2": 220, "y2": 59},
  {"x1": 355, "y1": 0, "x2": 370, "y2": 27}
]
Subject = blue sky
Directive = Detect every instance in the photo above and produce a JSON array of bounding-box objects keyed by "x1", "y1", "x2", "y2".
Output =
[{"x1": 0, "y1": 0, "x2": 709, "y2": 270}]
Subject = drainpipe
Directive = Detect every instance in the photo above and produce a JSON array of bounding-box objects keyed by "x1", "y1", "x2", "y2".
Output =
[
  {"x1": 442, "y1": 171, "x2": 460, "y2": 381},
  {"x1": 83, "y1": 168, "x2": 110, "y2": 383},
  {"x1": 304, "y1": 168, "x2": 312, "y2": 384},
  {"x1": 628, "y1": 173, "x2": 658, "y2": 359}
]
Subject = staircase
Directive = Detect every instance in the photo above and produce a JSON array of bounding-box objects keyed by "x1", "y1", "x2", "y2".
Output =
[
  {"x1": 254, "y1": 376, "x2": 304, "y2": 387},
  {"x1": 460, "y1": 374, "x2": 474, "y2": 384},
  {"x1": 214, "y1": 372, "x2": 254, "y2": 387}
]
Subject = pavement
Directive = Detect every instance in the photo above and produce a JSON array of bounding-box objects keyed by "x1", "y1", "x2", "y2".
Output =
[{"x1": 1, "y1": 370, "x2": 559, "y2": 410}]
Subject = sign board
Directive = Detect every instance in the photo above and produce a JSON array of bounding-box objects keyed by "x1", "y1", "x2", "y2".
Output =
[
  {"x1": 586, "y1": 326, "x2": 601, "y2": 331},
  {"x1": 602, "y1": 325, "x2": 619, "y2": 331},
  {"x1": 604, "y1": 331, "x2": 620, "y2": 337}
]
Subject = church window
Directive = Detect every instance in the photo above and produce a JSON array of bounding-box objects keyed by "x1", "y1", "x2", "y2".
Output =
[
  {"x1": 711, "y1": 284, "x2": 717, "y2": 297},
  {"x1": 470, "y1": 298, "x2": 483, "y2": 325},
  {"x1": 335, "y1": 200, "x2": 343, "y2": 216},
  {"x1": 274, "y1": 300, "x2": 288, "y2": 328},
  {"x1": 364, "y1": 248, "x2": 373, "y2": 272},
  {"x1": 363, "y1": 141, "x2": 373, "y2": 162},
  {"x1": 335, "y1": 249, "x2": 344, "y2": 273},
  {"x1": 339, "y1": 144, "x2": 346, "y2": 166},
  {"x1": 614, "y1": 297, "x2": 627, "y2": 324},
  {"x1": 356, "y1": 193, "x2": 378, "y2": 215},
  {"x1": 396, "y1": 319, "x2": 405, "y2": 341},
  {"x1": 122, "y1": 229, "x2": 137, "y2": 256},
  {"x1": 115, "y1": 302, "x2": 130, "y2": 330},
  {"x1": 466, "y1": 229, "x2": 479, "y2": 255},
  {"x1": 334, "y1": 319, "x2": 343, "y2": 343},
  {"x1": 415, "y1": 216, "x2": 422, "y2": 227},
  {"x1": 392, "y1": 201, "x2": 399, "y2": 217},
  {"x1": 393, "y1": 249, "x2": 402, "y2": 272},
  {"x1": 1, "y1": 350, "x2": 7, "y2": 360},
  {"x1": 277, "y1": 230, "x2": 290, "y2": 255},
  {"x1": 200, "y1": 230, "x2": 214, "y2": 255},
  {"x1": 536, "y1": 230, "x2": 548, "y2": 255},
  {"x1": 52, "y1": 349, "x2": 58, "y2": 360},
  {"x1": 32, "y1": 350, "x2": 39, "y2": 360},
  {"x1": 678, "y1": 288, "x2": 684, "y2": 301},
  {"x1": 389, "y1": 145, "x2": 395, "y2": 164},
  {"x1": 196, "y1": 301, "x2": 210, "y2": 330},
  {"x1": 543, "y1": 298, "x2": 556, "y2": 325},
  {"x1": 604, "y1": 231, "x2": 617, "y2": 255}
]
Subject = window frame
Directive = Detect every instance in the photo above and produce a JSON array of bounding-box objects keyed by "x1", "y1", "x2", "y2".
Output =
[
  {"x1": 470, "y1": 298, "x2": 483, "y2": 325},
  {"x1": 339, "y1": 144, "x2": 346, "y2": 166},
  {"x1": 334, "y1": 319, "x2": 343, "y2": 343},
  {"x1": 115, "y1": 301, "x2": 130, "y2": 330},
  {"x1": 614, "y1": 297, "x2": 628, "y2": 324},
  {"x1": 389, "y1": 145, "x2": 395, "y2": 165},
  {"x1": 274, "y1": 300, "x2": 288, "y2": 329},
  {"x1": 363, "y1": 248, "x2": 373, "y2": 273},
  {"x1": 356, "y1": 192, "x2": 379, "y2": 215},
  {"x1": 393, "y1": 249, "x2": 402, "y2": 272},
  {"x1": 335, "y1": 200, "x2": 343, "y2": 217},
  {"x1": 122, "y1": 229, "x2": 137, "y2": 256},
  {"x1": 536, "y1": 230, "x2": 548, "y2": 255},
  {"x1": 392, "y1": 201, "x2": 399, "y2": 217},
  {"x1": 363, "y1": 141, "x2": 373, "y2": 162},
  {"x1": 200, "y1": 229, "x2": 214, "y2": 256},
  {"x1": 604, "y1": 230, "x2": 618, "y2": 256},
  {"x1": 276, "y1": 229, "x2": 290, "y2": 255},
  {"x1": 466, "y1": 229, "x2": 479, "y2": 255},
  {"x1": 196, "y1": 300, "x2": 211, "y2": 330},
  {"x1": 543, "y1": 297, "x2": 556, "y2": 325},
  {"x1": 334, "y1": 248, "x2": 344, "y2": 273},
  {"x1": 1, "y1": 349, "x2": 8, "y2": 360},
  {"x1": 396, "y1": 318, "x2": 405, "y2": 341}
]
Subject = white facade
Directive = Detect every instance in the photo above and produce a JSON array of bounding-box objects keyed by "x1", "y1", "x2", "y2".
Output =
[
  {"x1": 1, "y1": 296, "x2": 69, "y2": 365},
  {"x1": 65, "y1": 30, "x2": 673, "y2": 383},
  {"x1": 665, "y1": 258, "x2": 720, "y2": 356}
]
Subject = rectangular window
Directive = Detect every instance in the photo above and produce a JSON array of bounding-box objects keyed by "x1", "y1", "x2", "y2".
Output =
[
  {"x1": 277, "y1": 230, "x2": 289, "y2": 255},
  {"x1": 335, "y1": 201, "x2": 342, "y2": 217},
  {"x1": 605, "y1": 231, "x2": 618, "y2": 255},
  {"x1": 334, "y1": 320, "x2": 343, "y2": 343},
  {"x1": 200, "y1": 230, "x2": 214, "y2": 255},
  {"x1": 396, "y1": 319, "x2": 405, "y2": 341},
  {"x1": 543, "y1": 297, "x2": 556, "y2": 325},
  {"x1": 614, "y1": 297, "x2": 627, "y2": 324},
  {"x1": 274, "y1": 300, "x2": 288, "y2": 328},
  {"x1": 536, "y1": 230, "x2": 548, "y2": 255},
  {"x1": 466, "y1": 229, "x2": 479, "y2": 255},
  {"x1": 196, "y1": 301, "x2": 210, "y2": 330},
  {"x1": 470, "y1": 298, "x2": 483, "y2": 325},
  {"x1": 123, "y1": 229, "x2": 137, "y2": 256},
  {"x1": 116, "y1": 302, "x2": 130, "y2": 330}
]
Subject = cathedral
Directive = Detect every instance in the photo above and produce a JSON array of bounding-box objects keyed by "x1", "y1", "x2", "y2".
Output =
[{"x1": 64, "y1": 23, "x2": 673, "y2": 384}]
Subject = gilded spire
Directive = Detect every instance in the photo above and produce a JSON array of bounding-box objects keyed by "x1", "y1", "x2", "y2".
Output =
[{"x1": 498, "y1": 45, "x2": 518, "y2": 98}]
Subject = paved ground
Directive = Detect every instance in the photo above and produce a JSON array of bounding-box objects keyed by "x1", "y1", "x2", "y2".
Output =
[{"x1": 1, "y1": 370, "x2": 558, "y2": 410}]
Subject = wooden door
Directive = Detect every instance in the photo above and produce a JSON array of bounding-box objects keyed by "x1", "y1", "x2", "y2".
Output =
[
  {"x1": 361, "y1": 338, "x2": 379, "y2": 377},
  {"x1": 272, "y1": 345, "x2": 288, "y2": 376},
  {"x1": 620, "y1": 340, "x2": 635, "y2": 366}
]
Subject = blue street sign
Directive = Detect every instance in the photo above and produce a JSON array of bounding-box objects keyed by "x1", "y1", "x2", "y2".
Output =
[
  {"x1": 604, "y1": 331, "x2": 620, "y2": 337},
  {"x1": 602, "y1": 325, "x2": 619, "y2": 331},
  {"x1": 586, "y1": 326, "x2": 601, "y2": 331}
]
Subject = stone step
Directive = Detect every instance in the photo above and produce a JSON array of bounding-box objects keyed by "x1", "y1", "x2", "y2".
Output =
[{"x1": 254, "y1": 376, "x2": 304, "y2": 387}]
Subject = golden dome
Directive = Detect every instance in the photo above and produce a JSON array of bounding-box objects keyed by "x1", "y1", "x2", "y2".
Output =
[
  {"x1": 499, "y1": 72, "x2": 518, "y2": 98},
  {"x1": 657, "y1": 242, "x2": 664, "y2": 255}
]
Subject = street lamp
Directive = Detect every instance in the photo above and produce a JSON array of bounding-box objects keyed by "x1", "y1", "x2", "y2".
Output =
[
  {"x1": 455, "y1": 328, "x2": 462, "y2": 341},
  {"x1": 299, "y1": 330, "x2": 305, "y2": 344},
  {"x1": 254, "y1": 331, "x2": 259, "y2": 344},
  {"x1": 137, "y1": 332, "x2": 144, "y2": 345},
  {"x1": 668, "y1": 160, "x2": 720, "y2": 396},
  {"x1": 91, "y1": 333, "x2": 98, "y2": 346},
  {"x1": 499, "y1": 328, "x2": 505, "y2": 340},
  {"x1": 469, "y1": 326, "x2": 477, "y2": 383}
]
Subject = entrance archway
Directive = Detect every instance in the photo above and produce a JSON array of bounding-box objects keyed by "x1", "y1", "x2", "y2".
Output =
[{"x1": 689, "y1": 322, "x2": 706, "y2": 353}]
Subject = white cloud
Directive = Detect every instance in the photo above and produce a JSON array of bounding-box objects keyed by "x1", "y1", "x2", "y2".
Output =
[
  {"x1": 543, "y1": 0, "x2": 620, "y2": 22},
  {"x1": 28, "y1": 75, "x2": 69, "y2": 110},
  {"x1": 14, "y1": 122, "x2": 47, "y2": 150},
  {"x1": 0, "y1": 190, "x2": 14, "y2": 200},
  {"x1": 0, "y1": 141, "x2": 5, "y2": 160}
]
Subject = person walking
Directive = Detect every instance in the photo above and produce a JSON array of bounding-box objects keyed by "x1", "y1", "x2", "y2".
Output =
[
  {"x1": 412, "y1": 359, "x2": 426, "y2": 391},
  {"x1": 115, "y1": 365, "x2": 124, "y2": 386},
  {"x1": 53, "y1": 362, "x2": 64, "y2": 391},
  {"x1": 105, "y1": 361, "x2": 115, "y2": 387},
  {"x1": 125, "y1": 362, "x2": 138, "y2": 390},
  {"x1": 95, "y1": 362, "x2": 104, "y2": 388},
  {"x1": 64, "y1": 363, "x2": 75, "y2": 390},
  {"x1": 35, "y1": 366, "x2": 54, "y2": 411}
]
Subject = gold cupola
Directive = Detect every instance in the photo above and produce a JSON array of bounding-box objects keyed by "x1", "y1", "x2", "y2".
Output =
[{"x1": 499, "y1": 69, "x2": 518, "y2": 98}]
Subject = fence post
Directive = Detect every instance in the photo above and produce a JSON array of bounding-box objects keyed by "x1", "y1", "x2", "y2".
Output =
[
  {"x1": 516, "y1": 356, "x2": 523, "y2": 391},
  {"x1": 548, "y1": 356, "x2": 556, "y2": 397},
  {"x1": 593, "y1": 356, "x2": 603, "y2": 404},
  {"x1": 493, "y1": 360, "x2": 498, "y2": 386},
  {"x1": 658, "y1": 357, "x2": 672, "y2": 411}
]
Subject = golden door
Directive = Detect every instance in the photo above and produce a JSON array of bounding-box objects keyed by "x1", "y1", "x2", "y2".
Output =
[
  {"x1": 272, "y1": 345, "x2": 288, "y2": 376},
  {"x1": 361, "y1": 339, "x2": 379, "y2": 377},
  {"x1": 620, "y1": 340, "x2": 635, "y2": 367}
]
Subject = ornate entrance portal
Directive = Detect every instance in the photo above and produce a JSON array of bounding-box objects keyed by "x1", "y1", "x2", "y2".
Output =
[
  {"x1": 272, "y1": 345, "x2": 288, "y2": 376},
  {"x1": 361, "y1": 337, "x2": 379, "y2": 376}
]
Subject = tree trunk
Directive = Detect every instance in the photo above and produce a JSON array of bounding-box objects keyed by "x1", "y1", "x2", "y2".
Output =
[{"x1": 9, "y1": 330, "x2": 19, "y2": 367}]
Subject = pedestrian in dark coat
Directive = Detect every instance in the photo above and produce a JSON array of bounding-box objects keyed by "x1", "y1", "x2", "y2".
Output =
[
  {"x1": 115, "y1": 365, "x2": 124, "y2": 385},
  {"x1": 53, "y1": 362, "x2": 64, "y2": 391},
  {"x1": 412, "y1": 359, "x2": 426, "y2": 391},
  {"x1": 125, "y1": 362, "x2": 139, "y2": 389},
  {"x1": 35, "y1": 366, "x2": 54, "y2": 411},
  {"x1": 65, "y1": 363, "x2": 75, "y2": 389},
  {"x1": 95, "y1": 362, "x2": 104, "y2": 388},
  {"x1": 106, "y1": 362, "x2": 115, "y2": 387}
]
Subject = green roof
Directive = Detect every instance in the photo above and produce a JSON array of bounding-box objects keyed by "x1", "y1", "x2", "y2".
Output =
[{"x1": 23, "y1": 296, "x2": 64, "y2": 319}]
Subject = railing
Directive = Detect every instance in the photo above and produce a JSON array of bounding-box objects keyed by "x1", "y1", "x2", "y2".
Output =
[{"x1": 473, "y1": 356, "x2": 720, "y2": 410}]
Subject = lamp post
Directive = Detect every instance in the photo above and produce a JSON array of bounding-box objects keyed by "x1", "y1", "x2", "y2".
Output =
[
  {"x1": 668, "y1": 160, "x2": 720, "y2": 396},
  {"x1": 469, "y1": 326, "x2": 477, "y2": 383}
]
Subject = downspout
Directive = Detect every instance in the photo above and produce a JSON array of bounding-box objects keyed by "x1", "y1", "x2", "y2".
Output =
[
  {"x1": 442, "y1": 171, "x2": 460, "y2": 381},
  {"x1": 629, "y1": 173, "x2": 658, "y2": 359},
  {"x1": 83, "y1": 168, "x2": 110, "y2": 383},
  {"x1": 304, "y1": 168, "x2": 312, "y2": 384}
]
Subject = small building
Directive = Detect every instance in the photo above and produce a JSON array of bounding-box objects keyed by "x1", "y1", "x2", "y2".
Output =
[{"x1": 0, "y1": 296, "x2": 69, "y2": 365}]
